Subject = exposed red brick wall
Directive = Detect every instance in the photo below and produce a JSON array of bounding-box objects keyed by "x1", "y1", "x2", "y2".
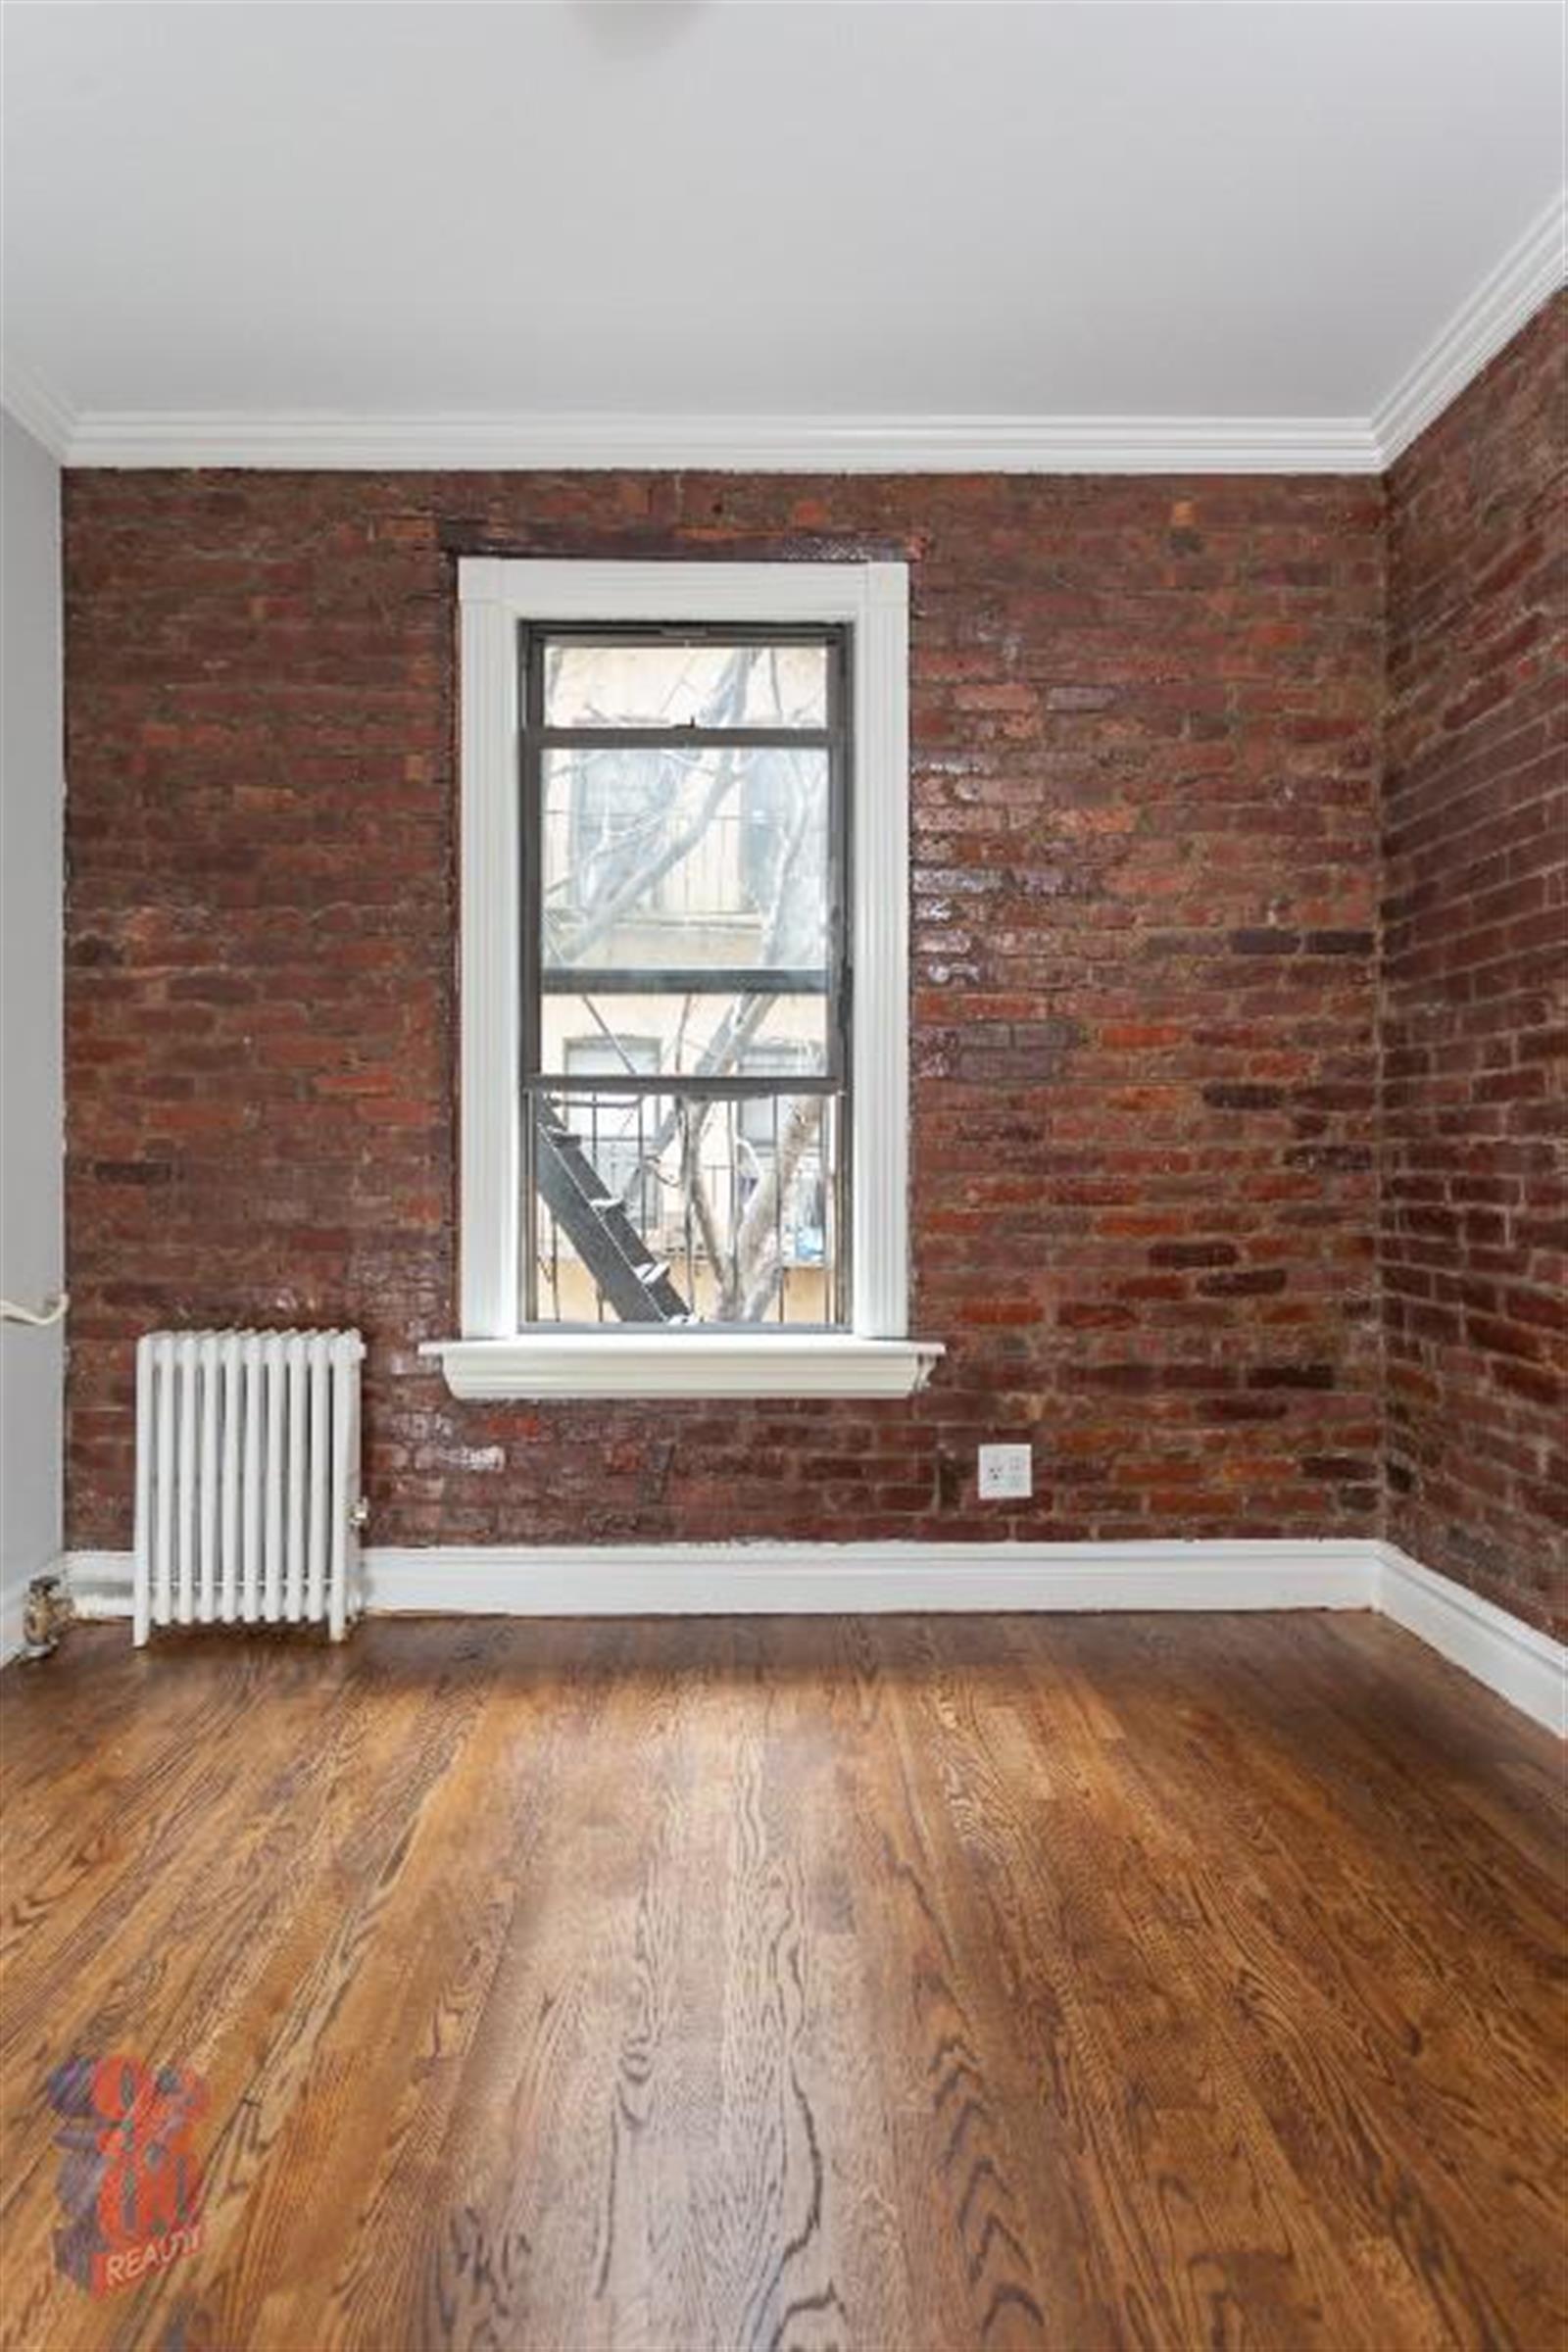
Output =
[
  {"x1": 1383, "y1": 291, "x2": 1567, "y2": 1637},
  {"x1": 64, "y1": 471, "x2": 1383, "y2": 1552}
]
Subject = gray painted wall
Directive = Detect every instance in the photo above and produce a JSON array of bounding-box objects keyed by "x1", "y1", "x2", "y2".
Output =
[{"x1": 1, "y1": 409, "x2": 64, "y2": 1642}]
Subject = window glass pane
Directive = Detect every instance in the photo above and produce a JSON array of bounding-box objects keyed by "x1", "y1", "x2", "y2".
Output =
[
  {"x1": 528, "y1": 1088, "x2": 841, "y2": 1328},
  {"x1": 540, "y1": 744, "x2": 829, "y2": 976},
  {"x1": 542, "y1": 994, "x2": 827, "y2": 1076},
  {"x1": 561, "y1": 1035, "x2": 660, "y2": 1080},
  {"x1": 737, "y1": 1040, "x2": 818, "y2": 1140},
  {"x1": 544, "y1": 639, "x2": 828, "y2": 731}
]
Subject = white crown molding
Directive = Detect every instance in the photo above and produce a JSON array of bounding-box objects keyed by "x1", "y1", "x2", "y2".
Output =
[
  {"x1": 1373, "y1": 189, "x2": 1567, "y2": 466},
  {"x1": 10, "y1": 197, "x2": 1561, "y2": 475},
  {"x1": 0, "y1": 358, "x2": 76, "y2": 461},
  {"x1": 56, "y1": 408, "x2": 1382, "y2": 475},
  {"x1": 46, "y1": 1539, "x2": 1566, "y2": 1734}
]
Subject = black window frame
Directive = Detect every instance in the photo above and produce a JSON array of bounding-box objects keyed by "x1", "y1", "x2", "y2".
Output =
[{"x1": 517, "y1": 620, "x2": 854, "y2": 1329}]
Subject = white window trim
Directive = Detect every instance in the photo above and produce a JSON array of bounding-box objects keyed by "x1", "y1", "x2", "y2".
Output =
[{"x1": 423, "y1": 556, "x2": 941, "y2": 1402}]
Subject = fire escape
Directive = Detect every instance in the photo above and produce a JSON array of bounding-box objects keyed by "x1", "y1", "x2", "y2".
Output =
[{"x1": 535, "y1": 1103, "x2": 690, "y2": 1322}]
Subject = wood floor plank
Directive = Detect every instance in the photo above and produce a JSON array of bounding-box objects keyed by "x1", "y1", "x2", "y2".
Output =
[
  {"x1": 2, "y1": 1626, "x2": 510, "y2": 2351},
  {"x1": 884, "y1": 1616, "x2": 1387, "y2": 2352},
  {"x1": 0, "y1": 1612, "x2": 1560, "y2": 2352},
  {"x1": 1042, "y1": 1615, "x2": 1564, "y2": 2350},
  {"x1": 856, "y1": 1618, "x2": 1105, "y2": 2350}
]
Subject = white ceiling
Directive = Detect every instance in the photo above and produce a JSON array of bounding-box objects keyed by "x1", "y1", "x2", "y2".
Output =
[{"x1": 1, "y1": 3, "x2": 1563, "y2": 467}]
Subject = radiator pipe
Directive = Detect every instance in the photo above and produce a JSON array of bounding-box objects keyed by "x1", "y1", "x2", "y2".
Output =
[{"x1": 1, "y1": 1292, "x2": 70, "y2": 1328}]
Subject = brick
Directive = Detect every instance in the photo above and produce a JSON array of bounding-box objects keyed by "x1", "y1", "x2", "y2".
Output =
[
  {"x1": 1149, "y1": 1242, "x2": 1239, "y2": 1269},
  {"x1": 57, "y1": 432, "x2": 1383, "y2": 1566},
  {"x1": 1383, "y1": 290, "x2": 1567, "y2": 1637},
  {"x1": 1230, "y1": 928, "x2": 1300, "y2": 956},
  {"x1": 1201, "y1": 1084, "x2": 1285, "y2": 1111}
]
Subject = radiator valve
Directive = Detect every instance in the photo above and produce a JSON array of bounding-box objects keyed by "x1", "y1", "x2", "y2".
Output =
[{"x1": 21, "y1": 1574, "x2": 74, "y2": 1660}]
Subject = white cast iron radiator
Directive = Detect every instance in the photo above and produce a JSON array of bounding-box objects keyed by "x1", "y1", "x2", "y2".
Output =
[{"x1": 133, "y1": 1330, "x2": 367, "y2": 1644}]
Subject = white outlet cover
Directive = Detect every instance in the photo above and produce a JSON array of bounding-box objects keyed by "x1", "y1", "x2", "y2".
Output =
[{"x1": 978, "y1": 1444, "x2": 1033, "y2": 1500}]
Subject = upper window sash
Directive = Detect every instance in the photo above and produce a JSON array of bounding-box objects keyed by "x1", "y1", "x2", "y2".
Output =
[{"x1": 519, "y1": 622, "x2": 850, "y2": 1059}]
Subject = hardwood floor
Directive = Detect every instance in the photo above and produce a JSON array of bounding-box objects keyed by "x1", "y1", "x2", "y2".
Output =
[{"x1": 0, "y1": 1612, "x2": 1561, "y2": 2352}]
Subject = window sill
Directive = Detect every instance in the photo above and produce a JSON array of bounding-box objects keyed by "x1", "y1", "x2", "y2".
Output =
[{"x1": 421, "y1": 1333, "x2": 944, "y2": 1401}]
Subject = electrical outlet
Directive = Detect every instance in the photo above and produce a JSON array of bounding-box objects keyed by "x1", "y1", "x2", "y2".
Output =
[{"x1": 977, "y1": 1444, "x2": 1032, "y2": 1501}]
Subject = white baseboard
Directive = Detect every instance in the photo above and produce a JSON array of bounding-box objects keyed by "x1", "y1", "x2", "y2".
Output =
[
  {"x1": 1375, "y1": 1544, "x2": 1566, "y2": 1738},
  {"x1": 64, "y1": 1551, "x2": 136, "y2": 1626},
  {"x1": 367, "y1": 1538, "x2": 1377, "y2": 1616},
  {"x1": 45, "y1": 1539, "x2": 1567, "y2": 1736},
  {"x1": 56, "y1": 1538, "x2": 1372, "y2": 1625}
]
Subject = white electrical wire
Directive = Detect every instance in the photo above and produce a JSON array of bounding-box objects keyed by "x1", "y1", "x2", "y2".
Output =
[{"x1": 0, "y1": 1293, "x2": 70, "y2": 1328}]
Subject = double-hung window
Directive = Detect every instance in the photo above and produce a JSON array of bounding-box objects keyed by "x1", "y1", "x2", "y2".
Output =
[
  {"x1": 529, "y1": 624, "x2": 846, "y2": 1331},
  {"x1": 427, "y1": 560, "x2": 940, "y2": 1400}
]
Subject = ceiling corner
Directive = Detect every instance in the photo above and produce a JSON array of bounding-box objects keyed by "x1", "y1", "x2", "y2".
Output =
[
  {"x1": 1372, "y1": 188, "x2": 1567, "y2": 467},
  {"x1": 1, "y1": 356, "x2": 77, "y2": 463}
]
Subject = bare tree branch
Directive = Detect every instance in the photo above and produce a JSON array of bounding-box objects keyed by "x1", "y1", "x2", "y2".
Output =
[
  {"x1": 680, "y1": 1110, "x2": 729, "y2": 1311},
  {"x1": 630, "y1": 755, "x2": 816, "y2": 1177},
  {"x1": 732, "y1": 1094, "x2": 823, "y2": 1321},
  {"x1": 547, "y1": 652, "x2": 753, "y2": 967}
]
